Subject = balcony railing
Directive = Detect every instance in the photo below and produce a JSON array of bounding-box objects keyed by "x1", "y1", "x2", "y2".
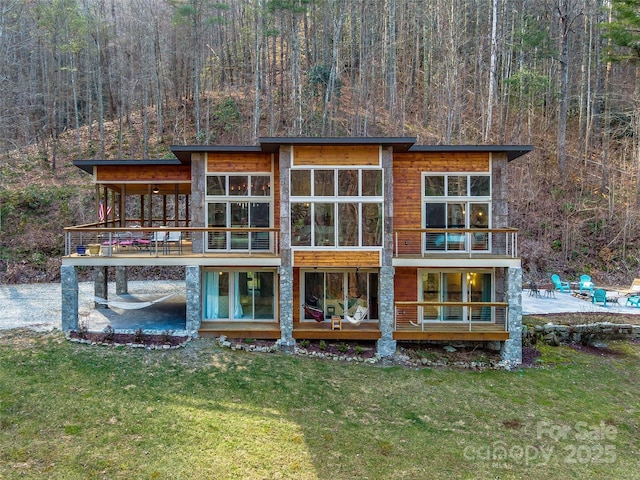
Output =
[
  {"x1": 394, "y1": 228, "x2": 518, "y2": 258},
  {"x1": 64, "y1": 225, "x2": 280, "y2": 257},
  {"x1": 394, "y1": 301, "x2": 509, "y2": 332}
]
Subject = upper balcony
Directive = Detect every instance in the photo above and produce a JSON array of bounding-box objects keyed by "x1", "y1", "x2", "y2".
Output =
[
  {"x1": 392, "y1": 228, "x2": 519, "y2": 267},
  {"x1": 62, "y1": 225, "x2": 281, "y2": 267}
]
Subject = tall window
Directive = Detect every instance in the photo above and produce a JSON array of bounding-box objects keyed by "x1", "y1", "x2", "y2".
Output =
[
  {"x1": 291, "y1": 168, "x2": 383, "y2": 247},
  {"x1": 421, "y1": 270, "x2": 493, "y2": 322},
  {"x1": 423, "y1": 174, "x2": 491, "y2": 251},
  {"x1": 206, "y1": 174, "x2": 272, "y2": 251},
  {"x1": 301, "y1": 270, "x2": 378, "y2": 321},
  {"x1": 203, "y1": 269, "x2": 276, "y2": 321}
]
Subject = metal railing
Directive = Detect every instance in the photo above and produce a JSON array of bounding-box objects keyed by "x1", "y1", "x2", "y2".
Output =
[
  {"x1": 394, "y1": 301, "x2": 509, "y2": 332},
  {"x1": 394, "y1": 228, "x2": 518, "y2": 258},
  {"x1": 64, "y1": 225, "x2": 280, "y2": 257}
]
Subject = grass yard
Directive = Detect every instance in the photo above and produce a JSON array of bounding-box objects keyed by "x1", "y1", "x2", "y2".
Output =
[{"x1": 0, "y1": 329, "x2": 639, "y2": 480}]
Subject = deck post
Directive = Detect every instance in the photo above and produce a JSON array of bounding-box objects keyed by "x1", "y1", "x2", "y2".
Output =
[
  {"x1": 61, "y1": 265, "x2": 78, "y2": 332},
  {"x1": 185, "y1": 265, "x2": 201, "y2": 337},
  {"x1": 94, "y1": 266, "x2": 108, "y2": 309},
  {"x1": 376, "y1": 266, "x2": 396, "y2": 357},
  {"x1": 500, "y1": 266, "x2": 523, "y2": 366},
  {"x1": 115, "y1": 266, "x2": 128, "y2": 295}
]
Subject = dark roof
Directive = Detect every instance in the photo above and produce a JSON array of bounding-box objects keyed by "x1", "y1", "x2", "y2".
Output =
[
  {"x1": 257, "y1": 136, "x2": 417, "y2": 153},
  {"x1": 73, "y1": 158, "x2": 183, "y2": 174},
  {"x1": 407, "y1": 144, "x2": 534, "y2": 162},
  {"x1": 75, "y1": 138, "x2": 533, "y2": 172}
]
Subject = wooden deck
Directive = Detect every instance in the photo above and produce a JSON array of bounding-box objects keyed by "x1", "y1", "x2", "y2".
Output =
[
  {"x1": 198, "y1": 321, "x2": 508, "y2": 341},
  {"x1": 394, "y1": 323, "x2": 509, "y2": 341}
]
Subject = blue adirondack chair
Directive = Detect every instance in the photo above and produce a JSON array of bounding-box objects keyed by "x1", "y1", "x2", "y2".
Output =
[
  {"x1": 626, "y1": 296, "x2": 640, "y2": 308},
  {"x1": 551, "y1": 274, "x2": 570, "y2": 293},
  {"x1": 579, "y1": 274, "x2": 594, "y2": 295},
  {"x1": 592, "y1": 288, "x2": 607, "y2": 306}
]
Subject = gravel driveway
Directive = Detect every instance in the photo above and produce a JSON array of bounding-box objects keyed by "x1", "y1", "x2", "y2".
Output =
[{"x1": 0, "y1": 281, "x2": 185, "y2": 332}]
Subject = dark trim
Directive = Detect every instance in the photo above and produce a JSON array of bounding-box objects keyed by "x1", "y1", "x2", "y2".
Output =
[
  {"x1": 258, "y1": 136, "x2": 417, "y2": 153},
  {"x1": 407, "y1": 145, "x2": 533, "y2": 162},
  {"x1": 73, "y1": 158, "x2": 183, "y2": 174}
]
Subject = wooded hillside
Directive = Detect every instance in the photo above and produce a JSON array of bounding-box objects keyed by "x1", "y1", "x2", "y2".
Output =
[{"x1": 1, "y1": 0, "x2": 640, "y2": 285}]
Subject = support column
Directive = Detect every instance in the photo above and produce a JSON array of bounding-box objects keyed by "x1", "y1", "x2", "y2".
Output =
[
  {"x1": 376, "y1": 266, "x2": 397, "y2": 357},
  {"x1": 501, "y1": 266, "x2": 523, "y2": 366},
  {"x1": 115, "y1": 266, "x2": 128, "y2": 295},
  {"x1": 191, "y1": 153, "x2": 206, "y2": 254},
  {"x1": 277, "y1": 266, "x2": 295, "y2": 348},
  {"x1": 94, "y1": 266, "x2": 108, "y2": 309},
  {"x1": 61, "y1": 265, "x2": 79, "y2": 331},
  {"x1": 185, "y1": 265, "x2": 201, "y2": 337}
]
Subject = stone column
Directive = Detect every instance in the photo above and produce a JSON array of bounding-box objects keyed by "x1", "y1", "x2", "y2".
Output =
[
  {"x1": 376, "y1": 266, "x2": 397, "y2": 357},
  {"x1": 376, "y1": 146, "x2": 396, "y2": 358},
  {"x1": 501, "y1": 266, "x2": 523, "y2": 366},
  {"x1": 277, "y1": 146, "x2": 295, "y2": 349},
  {"x1": 61, "y1": 265, "x2": 79, "y2": 331},
  {"x1": 277, "y1": 266, "x2": 295, "y2": 348},
  {"x1": 185, "y1": 265, "x2": 201, "y2": 337},
  {"x1": 115, "y1": 266, "x2": 128, "y2": 295},
  {"x1": 94, "y1": 266, "x2": 108, "y2": 309},
  {"x1": 191, "y1": 152, "x2": 206, "y2": 254}
]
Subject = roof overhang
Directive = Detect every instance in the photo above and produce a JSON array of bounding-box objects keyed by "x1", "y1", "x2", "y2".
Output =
[
  {"x1": 407, "y1": 145, "x2": 533, "y2": 162},
  {"x1": 73, "y1": 158, "x2": 184, "y2": 175},
  {"x1": 258, "y1": 136, "x2": 417, "y2": 153}
]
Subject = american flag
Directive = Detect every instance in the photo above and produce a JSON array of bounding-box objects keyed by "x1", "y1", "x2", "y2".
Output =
[{"x1": 98, "y1": 201, "x2": 112, "y2": 222}]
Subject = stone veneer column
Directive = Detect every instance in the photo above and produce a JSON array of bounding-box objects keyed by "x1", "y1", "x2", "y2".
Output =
[
  {"x1": 278, "y1": 266, "x2": 295, "y2": 347},
  {"x1": 191, "y1": 152, "x2": 206, "y2": 254},
  {"x1": 94, "y1": 266, "x2": 108, "y2": 309},
  {"x1": 277, "y1": 145, "x2": 295, "y2": 348},
  {"x1": 376, "y1": 266, "x2": 396, "y2": 357},
  {"x1": 115, "y1": 266, "x2": 128, "y2": 295},
  {"x1": 61, "y1": 265, "x2": 79, "y2": 331},
  {"x1": 185, "y1": 265, "x2": 201, "y2": 337},
  {"x1": 501, "y1": 266, "x2": 523, "y2": 366},
  {"x1": 376, "y1": 146, "x2": 396, "y2": 357}
]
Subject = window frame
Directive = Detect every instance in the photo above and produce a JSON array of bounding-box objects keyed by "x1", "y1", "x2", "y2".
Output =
[
  {"x1": 290, "y1": 167, "x2": 384, "y2": 249},
  {"x1": 205, "y1": 173, "x2": 273, "y2": 252},
  {"x1": 422, "y1": 173, "x2": 492, "y2": 252}
]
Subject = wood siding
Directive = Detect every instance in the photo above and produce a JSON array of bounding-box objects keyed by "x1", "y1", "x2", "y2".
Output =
[
  {"x1": 206, "y1": 153, "x2": 273, "y2": 173},
  {"x1": 96, "y1": 165, "x2": 191, "y2": 182},
  {"x1": 394, "y1": 267, "x2": 418, "y2": 302},
  {"x1": 293, "y1": 250, "x2": 380, "y2": 267},
  {"x1": 293, "y1": 145, "x2": 380, "y2": 166},
  {"x1": 392, "y1": 152, "x2": 490, "y2": 231}
]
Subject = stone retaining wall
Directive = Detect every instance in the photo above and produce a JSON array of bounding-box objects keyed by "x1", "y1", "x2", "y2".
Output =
[{"x1": 527, "y1": 322, "x2": 640, "y2": 347}]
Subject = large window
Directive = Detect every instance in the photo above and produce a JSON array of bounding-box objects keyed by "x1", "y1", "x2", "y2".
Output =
[
  {"x1": 206, "y1": 174, "x2": 272, "y2": 251},
  {"x1": 291, "y1": 168, "x2": 383, "y2": 247},
  {"x1": 203, "y1": 269, "x2": 276, "y2": 321},
  {"x1": 421, "y1": 270, "x2": 493, "y2": 322},
  {"x1": 301, "y1": 270, "x2": 379, "y2": 322},
  {"x1": 423, "y1": 174, "x2": 490, "y2": 251}
]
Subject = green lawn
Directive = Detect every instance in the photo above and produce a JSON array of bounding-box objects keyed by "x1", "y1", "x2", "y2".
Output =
[{"x1": 0, "y1": 330, "x2": 639, "y2": 480}]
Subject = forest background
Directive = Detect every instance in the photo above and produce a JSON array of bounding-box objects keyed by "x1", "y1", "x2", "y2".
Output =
[{"x1": 0, "y1": 0, "x2": 639, "y2": 286}]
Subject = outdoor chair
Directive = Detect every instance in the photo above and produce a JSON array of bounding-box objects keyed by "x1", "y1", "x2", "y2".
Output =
[
  {"x1": 579, "y1": 274, "x2": 594, "y2": 295},
  {"x1": 551, "y1": 274, "x2": 570, "y2": 293},
  {"x1": 592, "y1": 288, "x2": 607, "y2": 306},
  {"x1": 303, "y1": 303, "x2": 325, "y2": 322},
  {"x1": 344, "y1": 305, "x2": 369, "y2": 326},
  {"x1": 626, "y1": 296, "x2": 640, "y2": 308}
]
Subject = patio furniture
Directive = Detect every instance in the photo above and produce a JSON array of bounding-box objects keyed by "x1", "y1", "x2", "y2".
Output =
[
  {"x1": 551, "y1": 274, "x2": 570, "y2": 293},
  {"x1": 303, "y1": 303, "x2": 325, "y2": 322},
  {"x1": 579, "y1": 275, "x2": 594, "y2": 295},
  {"x1": 626, "y1": 296, "x2": 640, "y2": 308},
  {"x1": 592, "y1": 288, "x2": 607, "y2": 306},
  {"x1": 345, "y1": 305, "x2": 369, "y2": 326}
]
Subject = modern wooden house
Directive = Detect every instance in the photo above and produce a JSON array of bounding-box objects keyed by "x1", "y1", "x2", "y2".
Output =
[{"x1": 61, "y1": 137, "x2": 532, "y2": 363}]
